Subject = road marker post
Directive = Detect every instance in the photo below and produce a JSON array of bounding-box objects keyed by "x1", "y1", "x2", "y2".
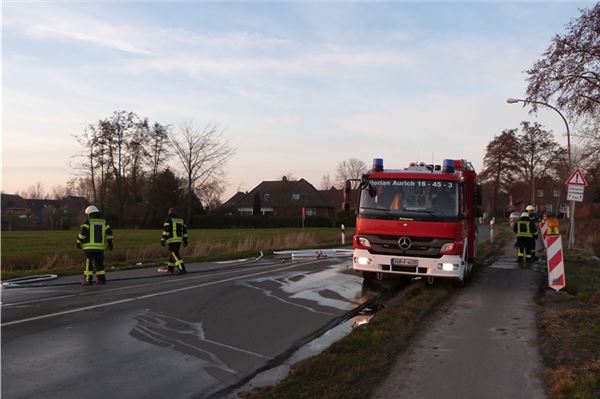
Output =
[{"x1": 546, "y1": 233, "x2": 566, "y2": 292}]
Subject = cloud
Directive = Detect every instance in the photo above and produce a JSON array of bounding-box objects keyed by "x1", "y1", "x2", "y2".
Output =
[{"x1": 4, "y1": 5, "x2": 153, "y2": 55}]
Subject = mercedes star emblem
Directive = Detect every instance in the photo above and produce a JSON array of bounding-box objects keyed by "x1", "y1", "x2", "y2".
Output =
[{"x1": 398, "y1": 236, "x2": 412, "y2": 249}]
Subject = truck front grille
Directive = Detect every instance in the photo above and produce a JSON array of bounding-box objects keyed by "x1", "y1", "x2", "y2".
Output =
[{"x1": 363, "y1": 234, "x2": 454, "y2": 258}]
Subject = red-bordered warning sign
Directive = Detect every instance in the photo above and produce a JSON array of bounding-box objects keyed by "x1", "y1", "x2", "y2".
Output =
[{"x1": 565, "y1": 168, "x2": 588, "y2": 186}]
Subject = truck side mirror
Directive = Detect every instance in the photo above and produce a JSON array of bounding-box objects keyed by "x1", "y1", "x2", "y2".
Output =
[
  {"x1": 368, "y1": 184, "x2": 377, "y2": 198},
  {"x1": 342, "y1": 180, "x2": 351, "y2": 211}
]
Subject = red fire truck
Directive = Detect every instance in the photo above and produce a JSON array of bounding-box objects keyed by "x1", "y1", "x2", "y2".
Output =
[{"x1": 344, "y1": 158, "x2": 482, "y2": 283}]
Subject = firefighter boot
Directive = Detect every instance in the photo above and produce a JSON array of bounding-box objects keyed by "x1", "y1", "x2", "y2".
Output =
[
  {"x1": 178, "y1": 265, "x2": 187, "y2": 275},
  {"x1": 82, "y1": 278, "x2": 93, "y2": 286},
  {"x1": 97, "y1": 274, "x2": 107, "y2": 285}
]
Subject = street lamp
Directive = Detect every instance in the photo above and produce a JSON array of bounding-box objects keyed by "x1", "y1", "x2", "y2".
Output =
[
  {"x1": 506, "y1": 97, "x2": 575, "y2": 248},
  {"x1": 506, "y1": 98, "x2": 571, "y2": 168}
]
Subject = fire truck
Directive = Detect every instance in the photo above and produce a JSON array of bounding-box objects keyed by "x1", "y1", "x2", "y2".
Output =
[{"x1": 344, "y1": 158, "x2": 482, "y2": 283}]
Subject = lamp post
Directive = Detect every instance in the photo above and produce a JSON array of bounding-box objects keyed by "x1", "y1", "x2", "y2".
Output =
[{"x1": 506, "y1": 97, "x2": 575, "y2": 248}]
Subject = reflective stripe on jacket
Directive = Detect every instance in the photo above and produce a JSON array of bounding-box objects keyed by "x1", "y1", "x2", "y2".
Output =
[
  {"x1": 516, "y1": 220, "x2": 533, "y2": 238},
  {"x1": 78, "y1": 218, "x2": 113, "y2": 250},
  {"x1": 162, "y1": 217, "x2": 188, "y2": 244}
]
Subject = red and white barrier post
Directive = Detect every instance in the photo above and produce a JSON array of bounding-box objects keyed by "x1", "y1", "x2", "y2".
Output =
[{"x1": 546, "y1": 234, "x2": 566, "y2": 291}]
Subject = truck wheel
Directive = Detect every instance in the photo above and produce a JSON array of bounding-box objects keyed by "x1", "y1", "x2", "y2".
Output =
[
  {"x1": 362, "y1": 271, "x2": 375, "y2": 281},
  {"x1": 452, "y1": 263, "x2": 471, "y2": 287}
]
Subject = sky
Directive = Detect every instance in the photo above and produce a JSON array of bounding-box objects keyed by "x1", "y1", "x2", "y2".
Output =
[{"x1": 2, "y1": 0, "x2": 595, "y2": 201}]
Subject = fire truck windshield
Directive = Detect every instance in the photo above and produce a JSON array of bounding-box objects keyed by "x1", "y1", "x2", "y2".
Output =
[{"x1": 359, "y1": 178, "x2": 459, "y2": 220}]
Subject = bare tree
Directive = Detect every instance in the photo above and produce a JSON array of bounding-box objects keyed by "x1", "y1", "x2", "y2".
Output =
[
  {"x1": 198, "y1": 173, "x2": 227, "y2": 211},
  {"x1": 170, "y1": 122, "x2": 236, "y2": 226},
  {"x1": 319, "y1": 174, "x2": 334, "y2": 190},
  {"x1": 98, "y1": 111, "x2": 143, "y2": 223},
  {"x1": 515, "y1": 121, "x2": 562, "y2": 204},
  {"x1": 51, "y1": 184, "x2": 72, "y2": 200},
  {"x1": 147, "y1": 122, "x2": 171, "y2": 185},
  {"x1": 479, "y1": 129, "x2": 520, "y2": 216},
  {"x1": 525, "y1": 3, "x2": 599, "y2": 119},
  {"x1": 66, "y1": 177, "x2": 94, "y2": 200},
  {"x1": 335, "y1": 158, "x2": 368, "y2": 189},
  {"x1": 24, "y1": 182, "x2": 47, "y2": 199}
]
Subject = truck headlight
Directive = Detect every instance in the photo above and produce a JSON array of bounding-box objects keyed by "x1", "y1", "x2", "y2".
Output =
[
  {"x1": 437, "y1": 263, "x2": 458, "y2": 271},
  {"x1": 355, "y1": 256, "x2": 372, "y2": 265}
]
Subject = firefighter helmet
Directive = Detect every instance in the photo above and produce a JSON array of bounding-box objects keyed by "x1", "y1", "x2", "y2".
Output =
[
  {"x1": 85, "y1": 205, "x2": 99, "y2": 215},
  {"x1": 168, "y1": 208, "x2": 176, "y2": 215},
  {"x1": 526, "y1": 205, "x2": 534, "y2": 211},
  {"x1": 520, "y1": 212, "x2": 529, "y2": 218}
]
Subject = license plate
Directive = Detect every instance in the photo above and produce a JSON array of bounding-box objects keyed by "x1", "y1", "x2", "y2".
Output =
[{"x1": 391, "y1": 258, "x2": 418, "y2": 266}]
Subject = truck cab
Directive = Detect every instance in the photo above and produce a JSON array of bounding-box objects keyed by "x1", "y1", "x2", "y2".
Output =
[{"x1": 347, "y1": 159, "x2": 481, "y2": 282}]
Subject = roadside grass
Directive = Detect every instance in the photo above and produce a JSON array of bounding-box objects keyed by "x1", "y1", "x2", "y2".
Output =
[
  {"x1": 243, "y1": 225, "x2": 513, "y2": 399},
  {"x1": 0, "y1": 228, "x2": 341, "y2": 279},
  {"x1": 538, "y1": 249, "x2": 600, "y2": 399}
]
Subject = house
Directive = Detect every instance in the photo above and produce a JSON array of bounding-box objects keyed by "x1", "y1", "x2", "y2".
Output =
[
  {"x1": 1, "y1": 193, "x2": 88, "y2": 230},
  {"x1": 222, "y1": 178, "x2": 337, "y2": 219},
  {"x1": 1, "y1": 194, "x2": 31, "y2": 230}
]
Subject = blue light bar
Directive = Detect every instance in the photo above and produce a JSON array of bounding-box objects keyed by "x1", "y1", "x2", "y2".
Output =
[
  {"x1": 372, "y1": 158, "x2": 384, "y2": 172},
  {"x1": 442, "y1": 159, "x2": 454, "y2": 173}
]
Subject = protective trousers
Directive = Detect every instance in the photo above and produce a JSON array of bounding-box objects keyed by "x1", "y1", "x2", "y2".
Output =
[
  {"x1": 516, "y1": 237, "x2": 534, "y2": 263},
  {"x1": 167, "y1": 242, "x2": 186, "y2": 273},
  {"x1": 84, "y1": 251, "x2": 106, "y2": 284}
]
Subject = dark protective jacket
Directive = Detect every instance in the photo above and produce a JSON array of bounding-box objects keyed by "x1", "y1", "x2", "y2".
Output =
[
  {"x1": 513, "y1": 217, "x2": 537, "y2": 238},
  {"x1": 78, "y1": 216, "x2": 113, "y2": 251},
  {"x1": 161, "y1": 215, "x2": 189, "y2": 245}
]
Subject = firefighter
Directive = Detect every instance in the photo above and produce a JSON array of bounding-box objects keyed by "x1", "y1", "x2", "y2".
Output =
[
  {"x1": 526, "y1": 204, "x2": 539, "y2": 222},
  {"x1": 514, "y1": 211, "x2": 537, "y2": 264},
  {"x1": 161, "y1": 208, "x2": 188, "y2": 274},
  {"x1": 77, "y1": 205, "x2": 113, "y2": 285}
]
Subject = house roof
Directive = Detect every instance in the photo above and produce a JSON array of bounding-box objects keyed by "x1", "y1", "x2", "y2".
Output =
[
  {"x1": 228, "y1": 178, "x2": 335, "y2": 209},
  {"x1": 319, "y1": 187, "x2": 360, "y2": 210},
  {"x1": 221, "y1": 191, "x2": 247, "y2": 209},
  {"x1": 1, "y1": 194, "x2": 28, "y2": 210}
]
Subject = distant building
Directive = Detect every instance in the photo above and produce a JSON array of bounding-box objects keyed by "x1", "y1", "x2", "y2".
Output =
[
  {"x1": 1, "y1": 193, "x2": 88, "y2": 230},
  {"x1": 221, "y1": 178, "x2": 337, "y2": 219}
]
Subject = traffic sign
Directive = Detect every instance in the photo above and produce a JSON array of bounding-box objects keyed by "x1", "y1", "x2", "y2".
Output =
[
  {"x1": 565, "y1": 168, "x2": 588, "y2": 186},
  {"x1": 567, "y1": 192, "x2": 584, "y2": 202},
  {"x1": 567, "y1": 185, "x2": 584, "y2": 194}
]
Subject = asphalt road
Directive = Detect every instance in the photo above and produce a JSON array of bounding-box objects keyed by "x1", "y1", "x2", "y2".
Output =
[{"x1": 2, "y1": 255, "x2": 385, "y2": 399}]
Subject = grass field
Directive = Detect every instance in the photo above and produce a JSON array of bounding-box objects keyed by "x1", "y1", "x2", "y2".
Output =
[{"x1": 1, "y1": 228, "x2": 343, "y2": 279}]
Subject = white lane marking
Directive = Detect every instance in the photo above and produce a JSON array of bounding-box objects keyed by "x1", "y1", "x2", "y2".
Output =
[
  {"x1": 2, "y1": 261, "x2": 319, "y2": 327},
  {"x1": 2, "y1": 261, "x2": 292, "y2": 307},
  {"x1": 202, "y1": 337, "x2": 273, "y2": 360}
]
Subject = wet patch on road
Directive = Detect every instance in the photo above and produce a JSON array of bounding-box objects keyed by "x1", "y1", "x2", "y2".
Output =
[{"x1": 238, "y1": 262, "x2": 365, "y2": 316}]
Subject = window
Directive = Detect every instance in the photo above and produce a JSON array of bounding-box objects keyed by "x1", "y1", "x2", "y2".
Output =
[
  {"x1": 553, "y1": 190, "x2": 560, "y2": 197},
  {"x1": 291, "y1": 193, "x2": 308, "y2": 200},
  {"x1": 263, "y1": 193, "x2": 270, "y2": 202},
  {"x1": 537, "y1": 189, "x2": 544, "y2": 198},
  {"x1": 306, "y1": 208, "x2": 317, "y2": 216},
  {"x1": 545, "y1": 204, "x2": 553, "y2": 213}
]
